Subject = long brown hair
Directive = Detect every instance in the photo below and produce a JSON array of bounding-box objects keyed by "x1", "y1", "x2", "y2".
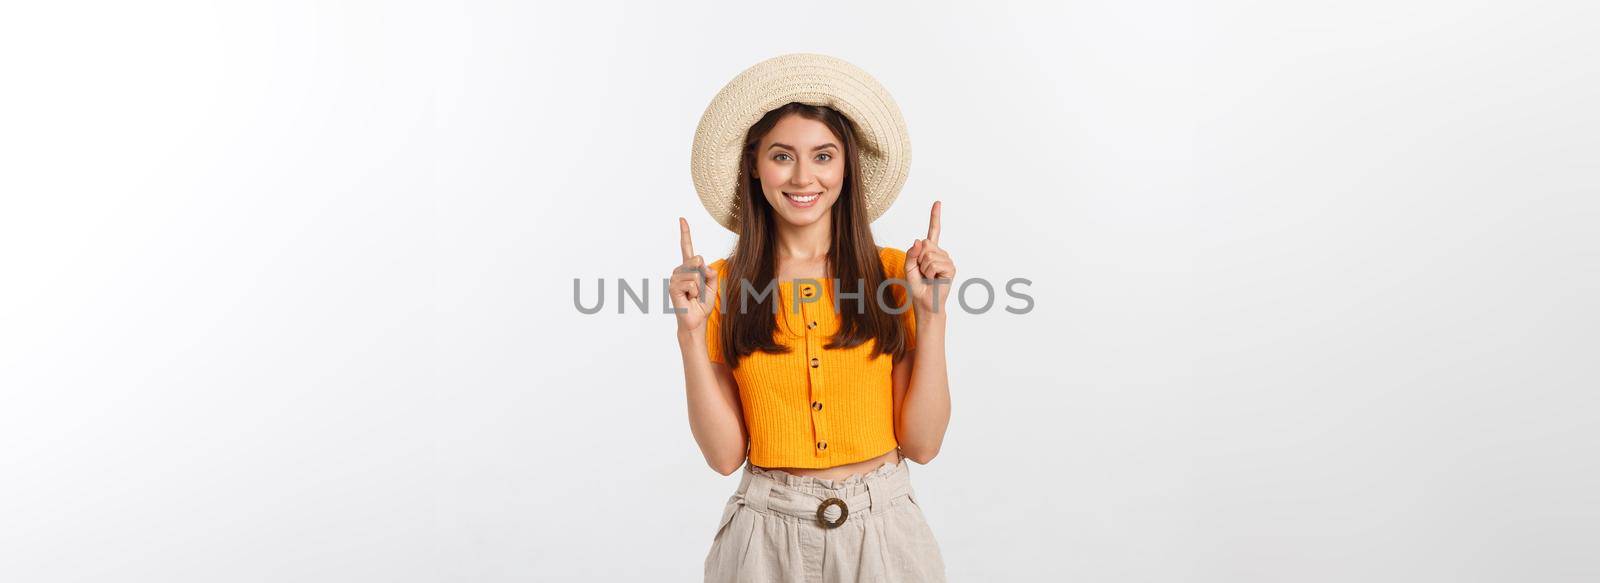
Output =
[{"x1": 715, "y1": 102, "x2": 911, "y2": 368}]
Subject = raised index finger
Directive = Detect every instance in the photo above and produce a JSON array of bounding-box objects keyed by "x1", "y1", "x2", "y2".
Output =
[
  {"x1": 926, "y1": 200, "x2": 942, "y2": 246},
  {"x1": 679, "y1": 217, "x2": 696, "y2": 262}
]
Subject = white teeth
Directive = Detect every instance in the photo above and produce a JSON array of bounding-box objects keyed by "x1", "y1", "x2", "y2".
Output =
[{"x1": 787, "y1": 193, "x2": 819, "y2": 203}]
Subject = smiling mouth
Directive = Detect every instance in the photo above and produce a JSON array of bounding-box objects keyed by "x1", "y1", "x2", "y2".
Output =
[{"x1": 783, "y1": 192, "x2": 821, "y2": 204}]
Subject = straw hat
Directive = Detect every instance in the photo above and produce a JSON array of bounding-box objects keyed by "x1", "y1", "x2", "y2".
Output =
[{"x1": 690, "y1": 53, "x2": 912, "y2": 233}]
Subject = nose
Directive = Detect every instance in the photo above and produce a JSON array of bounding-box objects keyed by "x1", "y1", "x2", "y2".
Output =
[{"x1": 790, "y1": 158, "x2": 816, "y2": 187}]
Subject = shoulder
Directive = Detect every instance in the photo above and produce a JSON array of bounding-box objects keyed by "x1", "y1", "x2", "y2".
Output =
[
  {"x1": 876, "y1": 245, "x2": 908, "y2": 277},
  {"x1": 707, "y1": 258, "x2": 735, "y2": 297}
]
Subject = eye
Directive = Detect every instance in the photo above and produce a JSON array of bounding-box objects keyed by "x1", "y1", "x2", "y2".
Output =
[
  {"x1": 772, "y1": 152, "x2": 792, "y2": 162},
  {"x1": 815, "y1": 152, "x2": 832, "y2": 162}
]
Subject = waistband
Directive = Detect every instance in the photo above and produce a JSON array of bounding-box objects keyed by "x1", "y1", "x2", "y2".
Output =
[{"x1": 732, "y1": 458, "x2": 915, "y2": 526}]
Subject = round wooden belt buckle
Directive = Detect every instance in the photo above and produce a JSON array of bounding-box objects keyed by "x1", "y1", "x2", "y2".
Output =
[{"x1": 816, "y1": 497, "x2": 849, "y2": 529}]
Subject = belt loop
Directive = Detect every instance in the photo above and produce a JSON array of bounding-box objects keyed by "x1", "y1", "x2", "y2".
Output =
[
  {"x1": 866, "y1": 476, "x2": 886, "y2": 514},
  {"x1": 745, "y1": 472, "x2": 773, "y2": 514},
  {"x1": 734, "y1": 465, "x2": 755, "y2": 499}
]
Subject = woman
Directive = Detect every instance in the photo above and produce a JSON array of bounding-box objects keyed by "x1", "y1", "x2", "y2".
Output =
[{"x1": 671, "y1": 54, "x2": 956, "y2": 583}]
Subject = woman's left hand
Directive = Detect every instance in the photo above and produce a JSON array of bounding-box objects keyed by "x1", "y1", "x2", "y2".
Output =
[{"x1": 905, "y1": 201, "x2": 957, "y2": 319}]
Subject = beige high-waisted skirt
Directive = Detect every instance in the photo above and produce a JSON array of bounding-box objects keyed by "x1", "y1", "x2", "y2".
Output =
[{"x1": 703, "y1": 457, "x2": 947, "y2": 583}]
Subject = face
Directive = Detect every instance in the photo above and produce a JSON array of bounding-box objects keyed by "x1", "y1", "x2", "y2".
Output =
[{"x1": 754, "y1": 114, "x2": 846, "y2": 228}]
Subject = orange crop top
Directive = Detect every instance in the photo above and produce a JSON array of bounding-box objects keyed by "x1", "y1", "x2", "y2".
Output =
[{"x1": 705, "y1": 246, "x2": 919, "y2": 469}]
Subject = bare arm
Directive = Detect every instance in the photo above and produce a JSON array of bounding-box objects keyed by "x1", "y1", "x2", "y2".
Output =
[
  {"x1": 679, "y1": 329, "x2": 748, "y2": 475},
  {"x1": 670, "y1": 217, "x2": 748, "y2": 476},
  {"x1": 893, "y1": 311, "x2": 951, "y2": 464},
  {"x1": 894, "y1": 201, "x2": 957, "y2": 464}
]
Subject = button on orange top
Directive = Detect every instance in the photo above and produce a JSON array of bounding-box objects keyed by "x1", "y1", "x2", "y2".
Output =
[{"x1": 704, "y1": 246, "x2": 919, "y2": 469}]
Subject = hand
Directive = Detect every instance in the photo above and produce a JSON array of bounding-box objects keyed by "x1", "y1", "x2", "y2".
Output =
[
  {"x1": 905, "y1": 201, "x2": 957, "y2": 319},
  {"x1": 670, "y1": 217, "x2": 720, "y2": 335}
]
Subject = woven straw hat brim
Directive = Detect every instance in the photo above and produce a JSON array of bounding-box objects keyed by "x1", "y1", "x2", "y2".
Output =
[{"x1": 691, "y1": 53, "x2": 911, "y2": 233}]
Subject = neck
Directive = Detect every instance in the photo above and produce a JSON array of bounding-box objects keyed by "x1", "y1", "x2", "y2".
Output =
[{"x1": 774, "y1": 212, "x2": 832, "y2": 261}]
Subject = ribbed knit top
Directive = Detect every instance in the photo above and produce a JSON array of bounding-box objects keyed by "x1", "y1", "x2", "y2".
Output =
[{"x1": 705, "y1": 246, "x2": 919, "y2": 469}]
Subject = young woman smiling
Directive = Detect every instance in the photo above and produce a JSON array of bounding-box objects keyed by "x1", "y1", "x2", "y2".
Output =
[{"x1": 672, "y1": 54, "x2": 955, "y2": 583}]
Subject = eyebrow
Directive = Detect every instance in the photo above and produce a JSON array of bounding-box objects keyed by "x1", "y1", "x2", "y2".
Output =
[{"x1": 767, "y1": 142, "x2": 839, "y2": 152}]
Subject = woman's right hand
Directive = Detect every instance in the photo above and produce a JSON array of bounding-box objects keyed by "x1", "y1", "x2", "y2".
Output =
[{"x1": 671, "y1": 217, "x2": 720, "y2": 335}]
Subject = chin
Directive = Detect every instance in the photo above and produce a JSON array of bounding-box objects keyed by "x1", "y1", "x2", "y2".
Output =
[{"x1": 771, "y1": 213, "x2": 811, "y2": 228}]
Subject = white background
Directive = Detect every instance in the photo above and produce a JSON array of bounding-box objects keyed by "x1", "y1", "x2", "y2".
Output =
[{"x1": 2, "y1": 1, "x2": 1597, "y2": 581}]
